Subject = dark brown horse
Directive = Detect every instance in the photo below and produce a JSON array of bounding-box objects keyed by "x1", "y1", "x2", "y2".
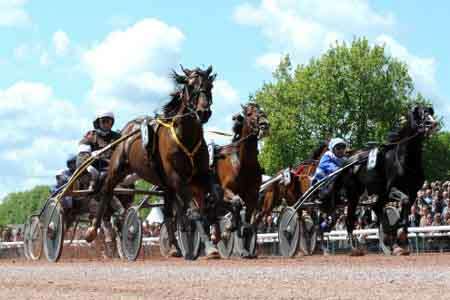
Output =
[
  {"x1": 85, "y1": 66, "x2": 218, "y2": 259},
  {"x1": 211, "y1": 103, "x2": 269, "y2": 256},
  {"x1": 257, "y1": 142, "x2": 328, "y2": 223}
]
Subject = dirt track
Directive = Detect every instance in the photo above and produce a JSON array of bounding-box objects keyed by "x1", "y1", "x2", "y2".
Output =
[{"x1": 1, "y1": 254, "x2": 450, "y2": 300}]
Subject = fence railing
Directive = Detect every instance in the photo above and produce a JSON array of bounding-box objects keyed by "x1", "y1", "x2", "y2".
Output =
[{"x1": 2, "y1": 226, "x2": 450, "y2": 257}]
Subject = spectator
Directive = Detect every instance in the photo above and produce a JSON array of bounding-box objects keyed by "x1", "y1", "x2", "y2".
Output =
[
  {"x1": 432, "y1": 195, "x2": 444, "y2": 215},
  {"x1": 444, "y1": 212, "x2": 450, "y2": 225},
  {"x1": 14, "y1": 228, "x2": 23, "y2": 242},
  {"x1": 408, "y1": 205, "x2": 421, "y2": 227},
  {"x1": 422, "y1": 189, "x2": 433, "y2": 207},
  {"x1": 432, "y1": 213, "x2": 442, "y2": 226}
]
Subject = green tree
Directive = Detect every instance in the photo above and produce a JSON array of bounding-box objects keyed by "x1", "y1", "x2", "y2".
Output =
[
  {"x1": 0, "y1": 185, "x2": 50, "y2": 225},
  {"x1": 254, "y1": 37, "x2": 425, "y2": 174},
  {"x1": 423, "y1": 131, "x2": 450, "y2": 180}
]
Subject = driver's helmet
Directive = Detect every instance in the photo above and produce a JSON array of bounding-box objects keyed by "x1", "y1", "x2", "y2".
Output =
[
  {"x1": 93, "y1": 111, "x2": 115, "y2": 129},
  {"x1": 328, "y1": 138, "x2": 347, "y2": 151}
]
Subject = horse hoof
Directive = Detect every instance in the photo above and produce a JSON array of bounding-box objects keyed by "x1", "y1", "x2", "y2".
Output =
[
  {"x1": 397, "y1": 228, "x2": 408, "y2": 243},
  {"x1": 206, "y1": 247, "x2": 220, "y2": 259},
  {"x1": 393, "y1": 246, "x2": 410, "y2": 256},
  {"x1": 350, "y1": 248, "x2": 365, "y2": 256},
  {"x1": 169, "y1": 248, "x2": 182, "y2": 258},
  {"x1": 84, "y1": 227, "x2": 97, "y2": 243}
]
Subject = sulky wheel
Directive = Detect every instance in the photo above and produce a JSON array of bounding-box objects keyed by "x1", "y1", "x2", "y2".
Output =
[
  {"x1": 217, "y1": 217, "x2": 235, "y2": 258},
  {"x1": 121, "y1": 207, "x2": 143, "y2": 261},
  {"x1": 176, "y1": 216, "x2": 201, "y2": 261},
  {"x1": 235, "y1": 224, "x2": 257, "y2": 258},
  {"x1": 160, "y1": 221, "x2": 179, "y2": 257},
  {"x1": 25, "y1": 215, "x2": 43, "y2": 260},
  {"x1": 43, "y1": 200, "x2": 65, "y2": 263},
  {"x1": 278, "y1": 207, "x2": 300, "y2": 257},
  {"x1": 23, "y1": 218, "x2": 31, "y2": 260}
]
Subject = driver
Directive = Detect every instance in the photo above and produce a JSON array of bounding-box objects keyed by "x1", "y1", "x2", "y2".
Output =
[{"x1": 312, "y1": 137, "x2": 348, "y2": 184}]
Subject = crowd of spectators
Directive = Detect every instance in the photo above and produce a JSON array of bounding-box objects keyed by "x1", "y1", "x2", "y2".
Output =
[
  {"x1": 0, "y1": 226, "x2": 23, "y2": 242},
  {"x1": 412, "y1": 180, "x2": 450, "y2": 227}
]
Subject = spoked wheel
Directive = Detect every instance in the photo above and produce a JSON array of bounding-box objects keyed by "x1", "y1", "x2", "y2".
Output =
[
  {"x1": 176, "y1": 216, "x2": 201, "y2": 260},
  {"x1": 25, "y1": 215, "x2": 43, "y2": 260},
  {"x1": 121, "y1": 207, "x2": 143, "y2": 261},
  {"x1": 160, "y1": 221, "x2": 181, "y2": 257},
  {"x1": 43, "y1": 200, "x2": 65, "y2": 263},
  {"x1": 23, "y1": 218, "x2": 31, "y2": 260},
  {"x1": 113, "y1": 220, "x2": 125, "y2": 260},
  {"x1": 235, "y1": 224, "x2": 257, "y2": 258},
  {"x1": 217, "y1": 217, "x2": 235, "y2": 258},
  {"x1": 278, "y1": 207, "x2": 300, "y2": 257}
]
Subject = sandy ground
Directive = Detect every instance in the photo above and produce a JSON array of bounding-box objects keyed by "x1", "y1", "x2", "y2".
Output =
[{"x1": 1, "y1": 254, "x2": 450, "y2": 300}]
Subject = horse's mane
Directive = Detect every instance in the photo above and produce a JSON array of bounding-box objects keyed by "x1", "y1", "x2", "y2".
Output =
[
  {"x1": 309, "y1": 141, "x2": 329, "y2": 160},
  {"x1": 161, "y1": 71, "x2": 185, "y2": 117}
]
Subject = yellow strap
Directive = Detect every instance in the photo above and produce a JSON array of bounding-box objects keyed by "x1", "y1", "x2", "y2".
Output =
[{"x1": 156, "y1": 119, "x2": 202, "y2": 168}]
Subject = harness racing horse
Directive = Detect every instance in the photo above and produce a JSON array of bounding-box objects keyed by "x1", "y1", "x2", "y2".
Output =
[
  {"x1": 211, "y1": 103, "x2": 270, "y2": 257},
  {"x1": 257, "y1": 142, "x2": 328, "y2": 255},
  {"x1": 86, "y1": 65, "x2": 219, "y2": 259},
  {"x1": 323, "y1": 105, "x2": 438, "y2": 256}
]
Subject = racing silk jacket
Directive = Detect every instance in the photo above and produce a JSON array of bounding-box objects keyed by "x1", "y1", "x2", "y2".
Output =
[
  {"x1": 312, "y1": 150, "x2": 346, "y2": 184},
  {"x1": 77, "y1": 130, "x2": 121, "y2": 170}
]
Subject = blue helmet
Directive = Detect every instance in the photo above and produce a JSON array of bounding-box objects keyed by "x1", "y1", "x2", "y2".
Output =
[{"x1": 66, "y1": 154, "x2": 77, "y2": 168}]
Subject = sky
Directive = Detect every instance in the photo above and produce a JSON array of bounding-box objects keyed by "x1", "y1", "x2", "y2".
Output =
[{"x1": 0, "y1": 0, "x2": 449, "y2": 199}]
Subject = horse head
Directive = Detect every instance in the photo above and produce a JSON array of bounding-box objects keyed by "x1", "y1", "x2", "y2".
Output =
[
  {"x1": 389, "y1": 105, "x2": 438, "y2": 142},
  {"x1": 171, "y1": 65, "x2": 216, "y2": 124},
  {"x1": 237, "y1": 103, "x2": 270, "y2": 140},
  {"x1": 410, "y1": 105, "x2": 438, "y2": 137}
]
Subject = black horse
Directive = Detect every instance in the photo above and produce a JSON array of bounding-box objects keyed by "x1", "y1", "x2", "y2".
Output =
[{"x1": 322, "y1": 105, "x2": 438, "y2": 255}]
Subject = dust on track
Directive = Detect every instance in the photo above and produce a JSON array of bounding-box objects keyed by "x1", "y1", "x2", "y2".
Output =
[{"x1": 1, "y1": 254, "x2": 450, "y2": 300}]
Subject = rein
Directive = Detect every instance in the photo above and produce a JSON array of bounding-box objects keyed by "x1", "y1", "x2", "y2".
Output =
[{"x1": 156, "y1": 118, "x2": 203, "y2": 171}]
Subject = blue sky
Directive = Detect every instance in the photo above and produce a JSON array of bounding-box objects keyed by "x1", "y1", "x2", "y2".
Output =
[{"x1": 0, "y1": 0, "x2": 449, "y2": 198}]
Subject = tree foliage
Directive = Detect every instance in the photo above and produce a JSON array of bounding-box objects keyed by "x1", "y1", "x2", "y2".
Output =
[
  {"x1": 254, "y1": 37, "x2": 433, "y2": 174},
  {"x1": 0, "y1": 185, "x2": 50, "y2": 226},
  {"x1": 423, "y1": 132, "x2": 450, "y2": 181}
]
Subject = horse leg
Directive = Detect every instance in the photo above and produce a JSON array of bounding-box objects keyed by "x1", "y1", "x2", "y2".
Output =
[
  {"x1": 85, "y1": 150, "x2": 128, "y2": 243},
  {"x1": 392, "y1": 188, "x2": 411, "y2": 256},
  {"x1": 174, "y1": 178, "x2": 219, "y2": 259},
  {"x1": 346, "y1": 189, "x2": 364, "y2": 256}
]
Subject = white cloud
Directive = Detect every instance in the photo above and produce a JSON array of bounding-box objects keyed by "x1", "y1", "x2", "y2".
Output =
[
  {"x1": 376, "y1": 34, "x2": 437, "y2": 92},
  {"x1": 0, "y1": 81, "x2": 88, "y2": 198},
  {"x1": 0, "y1": 0, "x2": 30, "y2": 27},
  {"x1": 233, "y1": 0, "x2": 395, "y2": 68},
  {"x1": 53, "y1": 30, "x2": 70, "y2": 56},
  {"x1": 205, "y1": 79, "x2": 242, "y2": 145},
  {"x1": 255, "y1": 52, "x2": 282, "y2": 72},
  {"x1": 82, "y1": 18, "x2": 185, "y2": 122}
]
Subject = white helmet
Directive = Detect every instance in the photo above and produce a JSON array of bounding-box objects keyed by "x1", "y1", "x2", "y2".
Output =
[
  {"x1": 329, "y1": 138, "x2": 347, "y2": 151},
  {"x1": 78, "y1": 144, "x2": 92, "y2": 154},
  {"x1": 93, "y1": 111, "x2": 115, "y2": 129}
]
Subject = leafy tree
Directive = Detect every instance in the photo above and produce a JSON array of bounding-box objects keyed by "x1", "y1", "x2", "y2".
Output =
[
  {"x1": 423, "y1": 132, "x2": 450, "y2": 180},
  {"x1": 0, "y1": 186, "x2": 50, "y2": 225},
  {"x1": 254, "y1": 37, "x2": 427, "y2": 174}
]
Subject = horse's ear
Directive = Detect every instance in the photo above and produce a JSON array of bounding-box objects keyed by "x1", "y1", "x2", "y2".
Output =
[
  {"x1": 173, "y1": 71, "x2": 187, "y2": 84},
  {"x1": 206, "y1": 65, "x2": 213, "y2": 75},
  {"x1": 180, "y1": 64, "x2": 191, "y2": 76}
]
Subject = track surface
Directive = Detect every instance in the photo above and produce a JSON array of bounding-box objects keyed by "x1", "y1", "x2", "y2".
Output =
[{"x1": 1, "y1": 254, "x2": 450, "y2": 299}]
